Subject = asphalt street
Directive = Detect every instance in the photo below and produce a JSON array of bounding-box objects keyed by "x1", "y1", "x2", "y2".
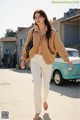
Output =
[{"x1": 0, "y1": 69, "x2": 80, "y2": 120}]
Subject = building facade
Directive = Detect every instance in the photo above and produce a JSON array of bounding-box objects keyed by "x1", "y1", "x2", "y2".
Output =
[
  {"x1": 0, "y1": 37, "x2": 16, "y2": 67},
  {"x1": 53, "y1": 8, "x2": 80, "y2": 51},
  {"x1": 16, "y1": 25, "x2": 33, "y2": 65}
]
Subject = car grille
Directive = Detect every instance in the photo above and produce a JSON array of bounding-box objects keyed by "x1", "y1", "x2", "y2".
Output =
[{"x1": 74, "y1": 70, "x2": 80, "y2": 76}]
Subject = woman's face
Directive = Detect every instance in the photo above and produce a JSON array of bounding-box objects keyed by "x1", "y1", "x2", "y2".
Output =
[{"x1": 34, "y1": 12, "x2": 45, "y2": 25}]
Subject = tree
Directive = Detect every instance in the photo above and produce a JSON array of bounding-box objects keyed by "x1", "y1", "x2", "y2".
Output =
[{"x1": 5, "y1": 29, "x2": 17, "y2": 37}]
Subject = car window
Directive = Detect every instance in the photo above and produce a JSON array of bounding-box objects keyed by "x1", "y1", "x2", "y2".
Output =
[
  {"x1": 68, "y1": 51, "x2": 80, "y2": 57},
  {"x1": 56, "y1": 50, "x2": 80, "y2": 58}
]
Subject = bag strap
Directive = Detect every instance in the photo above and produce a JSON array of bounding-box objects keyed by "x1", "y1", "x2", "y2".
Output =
[{"x1": 31, "y1": 28, "x2": 34, "y2": 38}]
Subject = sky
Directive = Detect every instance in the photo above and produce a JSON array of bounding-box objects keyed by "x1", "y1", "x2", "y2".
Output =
[{"x1": 0, "y1": 0, "x2": 80, "y2": 38}]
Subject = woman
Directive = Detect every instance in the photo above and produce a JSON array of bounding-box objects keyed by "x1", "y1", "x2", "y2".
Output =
[{"x1": 20, "y1": 9, "x2": 73, "y2": 120}]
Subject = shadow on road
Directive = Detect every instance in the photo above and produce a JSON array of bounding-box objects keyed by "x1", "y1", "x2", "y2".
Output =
[
  {"x1": 9, "y1": 68, "x2": 31, "y2": 74},
  {"x1": 50, "y1": 80, "x2": 80, "y2": 98},
  {"x1": 43, "y1": 113, "x2": 52, "y2": 120}
]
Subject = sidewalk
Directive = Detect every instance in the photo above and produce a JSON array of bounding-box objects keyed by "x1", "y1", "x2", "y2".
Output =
[{"x1": 0, "y1": 69, "x2": 80, "y2": 120}]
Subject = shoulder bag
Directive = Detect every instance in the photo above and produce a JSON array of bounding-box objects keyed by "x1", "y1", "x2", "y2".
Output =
[{"x1": 26, "y1": 28, "x2": 34, "y2": 58}]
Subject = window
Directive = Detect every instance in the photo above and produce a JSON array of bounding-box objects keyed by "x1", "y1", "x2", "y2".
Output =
[
  {"x1": 6, "y1": 49, "x2": 10, "y2": 54},
  {"x1": 20, "y1": 39, "x2": 25, "y2": 49},
  {"x1": 0, "y1": 47, "x2": 1, "y2": 53},
  {"x1": 20, "y1": 39, "x2": 22, "y2": 47},
  {"x1": 68, "y1": 51, "x2": 80, "y2": 57}
]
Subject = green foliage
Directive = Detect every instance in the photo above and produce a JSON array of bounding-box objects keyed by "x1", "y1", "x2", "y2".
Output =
[{"x1": 5, "y1": 29, "x2": 17, "y2": 37}]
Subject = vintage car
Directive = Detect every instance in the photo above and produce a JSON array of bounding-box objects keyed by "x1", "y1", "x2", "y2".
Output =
[{"x1": 51, "y1": 48, "x2": 80, "y2": 85}]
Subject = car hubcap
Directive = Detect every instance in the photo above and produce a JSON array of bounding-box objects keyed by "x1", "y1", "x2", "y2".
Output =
[{"x1": 54, "y1": 74, "x2": 60, "y2": 84}]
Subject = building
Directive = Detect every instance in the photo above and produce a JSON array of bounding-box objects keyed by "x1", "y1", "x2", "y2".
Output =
[
  {"x1": 53, "y1": 8, "x2": 80, "y2": 51},
  {"x1": 16, "y1": 25, "x2": 34, "y2": 66},
  {"x1": 0, "y1": 37, "x2": 16, "y2": 67}
]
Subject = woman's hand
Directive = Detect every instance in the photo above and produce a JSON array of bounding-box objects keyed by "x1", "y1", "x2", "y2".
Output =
[
  {"x1": 20, "y1": 61, "x2": 25, "y2": 69},
  {"x1": 67, "y1": 60, "x2": 73, "y2": 70}
]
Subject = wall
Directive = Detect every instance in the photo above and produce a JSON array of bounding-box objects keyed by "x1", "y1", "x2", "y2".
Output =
[
  {"x1": 3, "y1": 42, "x2": 16, "y2": 55},
  {"x1": 0, "y1": 41, "x2": 3, "y2": 63},
  {"x1": 64, "y1": 24, "x2": 79, "y2": 46},
  {"x1": 53, "y1": 18, "x2": 65, "y2": 45}
]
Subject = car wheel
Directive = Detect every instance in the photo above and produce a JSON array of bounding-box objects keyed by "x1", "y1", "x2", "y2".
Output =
[{"x1": 53, "y1": 71, "x2": 64, "y2": 86}]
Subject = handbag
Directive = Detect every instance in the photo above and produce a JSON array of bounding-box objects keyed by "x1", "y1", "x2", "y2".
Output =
[{"x1": 26, "y1": 28, "x2": 34, "y2": 58}]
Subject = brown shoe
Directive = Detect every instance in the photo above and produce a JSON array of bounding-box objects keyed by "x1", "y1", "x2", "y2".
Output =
[
  {"x1": 43, "y1": 102, "x2": 48, "y2": 110},
  {"x1": 33, "y1": 113, "x2": 40, "y2": 120}
]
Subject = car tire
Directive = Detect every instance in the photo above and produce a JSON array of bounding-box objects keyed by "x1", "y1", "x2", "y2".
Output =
[{"x1": 53, "y1": 71, "x2": 64, "y2": 86}]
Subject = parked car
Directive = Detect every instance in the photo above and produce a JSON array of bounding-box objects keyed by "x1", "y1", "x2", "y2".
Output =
[{"x1": 51, "y1": 48, "x2": 80, "y2": 85}]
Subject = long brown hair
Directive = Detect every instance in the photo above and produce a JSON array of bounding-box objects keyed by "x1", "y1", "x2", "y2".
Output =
[{"x1": 33, "y1": 9, "x2": 52, "y2": 40}]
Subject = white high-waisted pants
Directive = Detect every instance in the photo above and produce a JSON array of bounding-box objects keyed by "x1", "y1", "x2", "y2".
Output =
[{"x1": 31, "y1": 54, "x2": 52, "y2": 113}]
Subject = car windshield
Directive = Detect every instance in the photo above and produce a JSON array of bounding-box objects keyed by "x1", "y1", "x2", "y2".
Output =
[
  {"x1": 56, "y1": 50, "x2": 80, "y2": 58},
  {"x1": 67, "y1": 51, "x2": 80, "y2": 57}
]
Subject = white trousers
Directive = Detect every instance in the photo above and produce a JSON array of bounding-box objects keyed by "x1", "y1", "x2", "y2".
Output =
[{"x1": 31, "y1": 54, "x2": 52, "y2": 113}]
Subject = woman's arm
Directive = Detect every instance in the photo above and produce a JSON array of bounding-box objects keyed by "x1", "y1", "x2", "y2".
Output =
[
  {"x1": 53, "y1": 30, "x2": 73, "y2": 68},
  {"x1": 21, "y1": 28, "x2": 34, "y2": 62}
]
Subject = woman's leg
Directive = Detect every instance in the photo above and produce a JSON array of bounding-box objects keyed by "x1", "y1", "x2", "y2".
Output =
[
  {"x1": 41, "y1": 59, "x2": 52, "y2": 107},
  {"x1": 31, "y1": 56, "x2": 42, "y2": 114}
]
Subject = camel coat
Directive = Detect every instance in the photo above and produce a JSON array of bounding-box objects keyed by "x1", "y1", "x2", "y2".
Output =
[{"x1": 21, "y1": 25, "x2": 69, "y2": 64}]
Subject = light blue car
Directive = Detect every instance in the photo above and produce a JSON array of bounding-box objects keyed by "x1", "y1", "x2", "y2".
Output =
[{"x1": 51, "y1": 48, "x2": 80, "y2": 85}]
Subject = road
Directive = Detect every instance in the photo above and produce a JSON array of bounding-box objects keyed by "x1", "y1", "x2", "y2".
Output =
[{"x1": 0, "y1": 69, "x2": 80, "y2": 120}]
